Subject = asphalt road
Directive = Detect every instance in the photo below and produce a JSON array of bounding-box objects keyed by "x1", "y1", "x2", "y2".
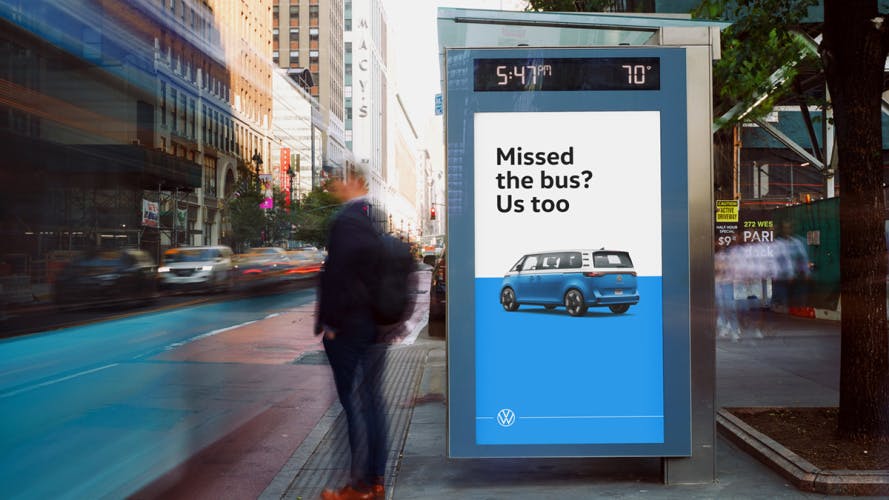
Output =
[
  {"x1": 0, "y1": 282, "x2": 323, "y2": 499},
  {"x1": 0, "y1": 280, "x2": 314, "y2": 339}
]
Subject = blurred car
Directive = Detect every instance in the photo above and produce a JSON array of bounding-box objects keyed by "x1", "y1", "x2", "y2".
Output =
[
  {"x1": 283, "y1": 248, "x2": 324, "y2": 280},
  {"x1": 234, "y1": 247, "x2": 291, "y2": 287},
  {"x1": 53, "y1": 248, "x2": 159, "y2": 308},
  {"x1": 157, "y1": 245, "x2": 234, "y2": 293},
  {"x1": 290, "y1": 245, "x2": 326, "y2": 262},
  {"x1": 421, "y1": 244, "x2": 443, "y2": 267},
  {"x1": 428, "y1": 250, "x2": 446, "y2": 338}
]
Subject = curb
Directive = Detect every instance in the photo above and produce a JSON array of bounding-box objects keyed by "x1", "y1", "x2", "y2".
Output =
[{"x1": 716, "y1": 408, "x2": 889, "y2": 496}]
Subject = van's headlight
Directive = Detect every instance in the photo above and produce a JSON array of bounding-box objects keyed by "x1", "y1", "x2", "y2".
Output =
[
  {"x1": 200, "y1": 265, "x2": 214, "y2": 271},
  {"x1": 158, "y1": 266, "x2": 170, "y2": 273}
]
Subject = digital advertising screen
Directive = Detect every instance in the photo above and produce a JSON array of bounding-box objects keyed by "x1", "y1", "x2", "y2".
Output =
[
  {"x1": 473, "y1": 110, "x2": 664, "y2": 446},
  {"x1": 446, "y1": 47, "x2": 692, "y2": 458}
]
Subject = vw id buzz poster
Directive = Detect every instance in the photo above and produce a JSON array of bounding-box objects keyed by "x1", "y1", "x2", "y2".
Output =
[{"x1": 474, "y1": 111, "x2": 664, "y2": 445}]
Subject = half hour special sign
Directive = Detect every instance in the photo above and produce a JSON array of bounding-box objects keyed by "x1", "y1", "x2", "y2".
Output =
[{"x1": 446, "y1": 47, "x2": 692, "y2": 459}]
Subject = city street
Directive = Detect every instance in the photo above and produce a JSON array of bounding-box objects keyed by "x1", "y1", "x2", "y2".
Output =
[
  {"x1": 0, "y1": 268, "x2": 430, "y2": 499},
  {"x1": 0, "y1": 283, "x2": 327, "y2": 498},
  {"x1": 3, "y1": 1, "x2": 889, "y2": 498}
]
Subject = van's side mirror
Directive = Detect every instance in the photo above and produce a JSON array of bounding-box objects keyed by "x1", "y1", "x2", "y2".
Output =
[{"x1": 515, "y1": 264, "x2": 523, "y2": 272}]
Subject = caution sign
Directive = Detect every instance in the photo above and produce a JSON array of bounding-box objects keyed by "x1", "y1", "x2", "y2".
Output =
[{"x1": 716, "y1": 200, "x2": 739, "y2": 223}]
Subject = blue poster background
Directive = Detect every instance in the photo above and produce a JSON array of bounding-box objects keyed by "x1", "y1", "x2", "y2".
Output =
[{"x1": 475, "y1": 277, "x2": 663, "y2": 444}]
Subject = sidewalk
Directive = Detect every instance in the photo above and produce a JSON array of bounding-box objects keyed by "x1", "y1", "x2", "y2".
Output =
[{"x1": 265, "y1": 311, "x2": 885, "y2": 499}]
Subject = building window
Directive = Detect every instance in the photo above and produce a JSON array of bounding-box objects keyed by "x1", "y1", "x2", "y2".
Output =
[
  {"x1": 160, "y1": 81, "x2": 166, "y2": 126},
  {"x1": 289, "y1": 50, "x2": 299, "y2": 59},
  {"x1": 289, "y1": 5, "x2": 298, "y2": 16},
  {"x1": 309, "y1": 50, "x2": 319, "y2": 58},
  {"x1": 289, "y1": 27, "x2": 298, "y2": 36},
  {"x1": 170, "y1": 88, "x2": 177, "y2": 131},
  {"x1": 272, "y1": 28, "x2": 279, "y2": 35},
  {"x1": 226, "y1": 119, "x2": 232, "y2": 152},
  {"x1": 189, "y1": 99, "x2": 196, "y2": 138},
  {"x1": 204, "y1": 156, "x2": 217, "y2": 197},
  {"x1": 179, "y1": 94, "x2": 186, "y2": 133}
]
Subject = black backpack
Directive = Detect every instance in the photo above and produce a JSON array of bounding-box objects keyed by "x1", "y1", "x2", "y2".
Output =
[{"x1": 371, "y1": 233, "x2": 414, "y2": 325}]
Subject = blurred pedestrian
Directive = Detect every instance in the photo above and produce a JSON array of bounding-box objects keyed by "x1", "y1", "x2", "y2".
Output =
[
  {"x1": 316, "y1": 166, "x2": 388, "y2": 500},
  {"x1": 715, "y1": 248, "x2": 741, "y2": 341}
]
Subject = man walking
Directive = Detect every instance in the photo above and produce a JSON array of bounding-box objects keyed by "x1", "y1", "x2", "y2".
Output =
[{"x1": 316, "y1": 167, "x2": 387, "y2": 500}]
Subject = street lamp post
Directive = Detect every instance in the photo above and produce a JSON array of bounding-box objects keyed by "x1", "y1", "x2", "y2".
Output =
[{"x1": 252, "y1": 150, "x2": 263, "y2": 184}]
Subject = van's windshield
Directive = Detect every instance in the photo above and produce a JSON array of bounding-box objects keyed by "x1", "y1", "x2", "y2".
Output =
[{"x1": 593, "y1": 251, "x2": 633, "y2": 268}]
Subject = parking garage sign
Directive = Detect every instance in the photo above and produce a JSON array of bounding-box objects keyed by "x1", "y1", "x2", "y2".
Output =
[{"x1": 446, "y1": 47, "x2": 692, "y2": 458}]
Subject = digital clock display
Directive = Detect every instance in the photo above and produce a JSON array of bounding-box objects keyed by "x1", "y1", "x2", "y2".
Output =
[{"x1": 474, "y1": 57, "x2": 660, "y2": 92}]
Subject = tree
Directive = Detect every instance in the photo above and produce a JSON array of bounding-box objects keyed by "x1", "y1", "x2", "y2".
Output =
[
  {"x1": 530, "y1": 0, "x2": 889, "y2": 440},
  {"x1": 223, "y1": 176, "x2": 299, "y2": 251},
  {"x1": 224, "y1": 176, "x2": 265, "y2": 251},
  {"x1": 292, "y1": 187, "x2": 340, "y2": 248},
  {"x1": 695, "y1": 0, "x2": 819, "y2": 127},
  {"x1": 821, "y1": 0, "x2": 889, "y2": 440}
]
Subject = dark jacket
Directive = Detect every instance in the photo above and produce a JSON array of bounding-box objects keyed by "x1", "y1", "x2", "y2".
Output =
[{"x1": 316, "y1": 198, "x2": 380, "y2": 333}]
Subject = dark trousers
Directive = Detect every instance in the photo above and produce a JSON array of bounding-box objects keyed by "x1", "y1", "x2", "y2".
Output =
[{"x1": 322, "y1": 320, "x2": 388, "y2": 486}]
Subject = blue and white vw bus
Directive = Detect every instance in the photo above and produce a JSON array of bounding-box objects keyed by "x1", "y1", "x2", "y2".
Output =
[{"x1": 500, "y1": 249, "x2": 639, "y2": 316}]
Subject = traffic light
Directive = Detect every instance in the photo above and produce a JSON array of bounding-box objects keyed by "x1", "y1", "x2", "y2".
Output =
[{"x1": 430, "y1": 206, "x2": 436, "y2": 220}]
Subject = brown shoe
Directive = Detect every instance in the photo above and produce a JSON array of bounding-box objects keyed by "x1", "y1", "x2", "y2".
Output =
[
  {"x1": 320, "y1": 485, "x2": 374, "y2": 500},
  {"x1": 371, "y1": 483, "x2": 385, "y2": 499}
]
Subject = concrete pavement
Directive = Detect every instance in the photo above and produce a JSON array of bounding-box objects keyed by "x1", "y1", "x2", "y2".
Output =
[{"x1": 265, "y1": 309, "x2": 889, "y2": 499}]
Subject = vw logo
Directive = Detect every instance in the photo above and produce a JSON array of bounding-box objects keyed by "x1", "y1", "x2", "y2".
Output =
[
  {"x1": 616, "y1": 274, "x2": 623, "y2": 282},
  {"x1": 496, "y1": 408, "x2": 516, "y2": 427}
]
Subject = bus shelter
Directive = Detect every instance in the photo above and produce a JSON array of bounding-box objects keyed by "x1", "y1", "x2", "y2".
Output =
[{"x1": 438, "y1": 8, "x2": 727, "y2": 484}]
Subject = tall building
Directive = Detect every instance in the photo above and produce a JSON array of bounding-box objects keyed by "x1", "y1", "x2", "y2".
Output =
[
  {"x1": 344, "y1": 0, "x2": 389, "y2": 230},
  {"x1": 272, "y1": 0, "x2": 346, "y2": 182},
  {"x1": 157, "y1": 0, "x2": 274, "y2": 248},
  {"x1": 0, "y1": 0, "x2": 275, "y2": 270},
  {"x1": 271, "y1": 68, "x2": 319, "y2": 206}
]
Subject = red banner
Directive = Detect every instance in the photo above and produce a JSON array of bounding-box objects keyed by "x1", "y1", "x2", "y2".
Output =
[{"x1": 280, "y1": 147, "x2": 291, "y2": 208}]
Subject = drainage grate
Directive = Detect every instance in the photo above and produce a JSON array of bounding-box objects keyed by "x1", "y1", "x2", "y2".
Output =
[{"x1": 292, "y1": 350, "x2": 329, "y2": 365}]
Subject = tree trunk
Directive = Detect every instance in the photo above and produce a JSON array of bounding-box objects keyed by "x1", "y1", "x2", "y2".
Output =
[{"x1": 822, "y1": 0, "x2": 889, "y2": 440}]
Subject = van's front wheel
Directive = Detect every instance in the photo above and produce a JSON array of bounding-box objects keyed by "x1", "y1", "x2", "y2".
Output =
[
  {"x1": 500, "y1": 287, "x2": 519, "y2": 311},
  {"x1": 564, "y1": 289, "x2": 587, "y2": 317},
  {"x1": 609, "y1": 304, "x2": 630, "y2": 314}
]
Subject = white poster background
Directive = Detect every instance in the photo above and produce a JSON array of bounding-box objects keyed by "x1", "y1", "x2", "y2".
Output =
[{"x1": 474, "y1": 111, "x2": 662, "y2": 277}]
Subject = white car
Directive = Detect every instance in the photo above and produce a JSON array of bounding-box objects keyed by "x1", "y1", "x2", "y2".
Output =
[{"x1": 158, "y1": 245, "x2": 234, "y2": 292}]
